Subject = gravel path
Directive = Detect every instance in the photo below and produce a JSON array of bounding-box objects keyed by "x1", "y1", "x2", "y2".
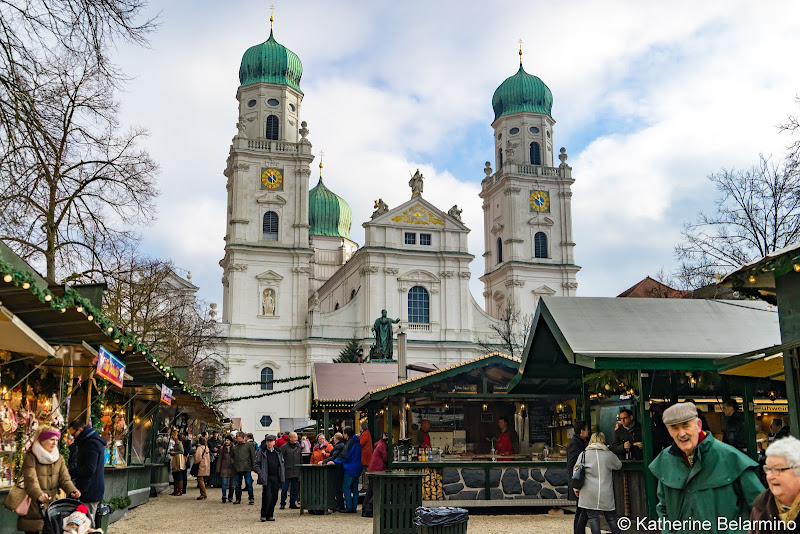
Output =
[{"x1": 111, "y1": 483, "x2": 574, "y2": 534}]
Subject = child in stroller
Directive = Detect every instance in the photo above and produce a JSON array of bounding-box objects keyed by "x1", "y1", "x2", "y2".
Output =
[{"x1": 40, "y1": 498, "x2": 103, "y2": 534}]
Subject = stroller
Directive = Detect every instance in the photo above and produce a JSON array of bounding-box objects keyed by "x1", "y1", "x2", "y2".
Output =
[{"x1": 39, "y1": 498, "x2": 97, "y2": 534}]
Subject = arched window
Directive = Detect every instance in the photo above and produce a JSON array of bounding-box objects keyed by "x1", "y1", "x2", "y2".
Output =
[
  {"x1": 265, "y1": 115, "x2": 279, "y2": 140},
  {"x1": 263, "y1": 211, "x2": 278, "y2": 241},
  {"x1": 408, "y1": 286, "x2": 430, "y2": 324},
  {"x1": 350, "y1": 288, "x2": 357, "y2": 301},
  {"x1": 530, "y1": 142, "x2": 541, "y2": 165},
  {"x1": 534, "y1": 232, "x2": 548, "y2": 259},
  {"x1": 497, "y1": 238, "x2": 503, "y2": 264},
  {"x1": 260, "y1": 367, "x2": 274, "y2": 390},
  {"x1": 498, "y1": 148, "x2": 503, "y2": 169},
  {"x1": 334, "y1": 302, "x2": 339, "y2": 310}
]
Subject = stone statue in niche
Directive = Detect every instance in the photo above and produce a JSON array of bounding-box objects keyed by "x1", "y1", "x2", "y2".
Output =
[
  {"x1": 262, "y1": 288, "x2": 276, "y2": 316},
  {"x1": 408, "y1": 169, "x2": 424, "y2": 196},
  {"x1": 311, "y1": 291, "x2": 320, "y2": 311}
]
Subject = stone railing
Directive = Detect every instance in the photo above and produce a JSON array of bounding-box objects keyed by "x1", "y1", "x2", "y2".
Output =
[
  {"x1": 482, "y1": 163, "x2": 571, "y2": 190},
  {"x1": 407, "y1": 323, "x2": 431, "y2": 332},
  {"x1": 246, "y1": 139, "x2": 300, "y2": 153}
]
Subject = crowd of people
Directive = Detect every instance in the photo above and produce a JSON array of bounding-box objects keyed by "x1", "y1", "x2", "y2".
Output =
[
  {"x1": 166, "y1": 421, "x2": 388, "y2": 522},
  {"x1": 567, "y1": 402, "x2": 800, "y2": 534},
  {"x1": 16, "y1": 419, "x2": 106, "y2": 534}
]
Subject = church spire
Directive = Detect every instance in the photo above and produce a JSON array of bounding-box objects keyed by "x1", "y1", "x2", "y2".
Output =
[
  {"x1": 518, "y1": 38, "x2": 523, "y2": 67},
  {"x1": 270, "y1": 4, "x2": 275, "y2": 32},
  {"x1": 318, "y1": 151, "x2": 324, "y2": 182}
]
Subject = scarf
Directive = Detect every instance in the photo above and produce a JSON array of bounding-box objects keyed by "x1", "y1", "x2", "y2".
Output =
[
  {"x1": 32, "y1": 441, "x2": 60, "y2": 465},
  {"x1": 774, "y1": 491, "x2": 800, "y2": 526}
]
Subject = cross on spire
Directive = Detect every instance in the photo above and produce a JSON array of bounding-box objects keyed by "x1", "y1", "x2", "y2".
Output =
[
  {"x1": 518, "y1": 38, "x2": 523, "y2": 65},
  {"x1": 319, "y1": 151, "x2": 324, "y2": 178},
  {"x1": 270, "y1": 4, "x2": 275, "y2": 31}
]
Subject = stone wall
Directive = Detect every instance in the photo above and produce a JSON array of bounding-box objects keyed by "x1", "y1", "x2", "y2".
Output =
[{"x1": 438, "y1": 465, "x2": 570, "y2": 502}]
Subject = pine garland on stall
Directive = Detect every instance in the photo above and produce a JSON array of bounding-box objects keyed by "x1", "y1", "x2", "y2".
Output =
[
  {"x1": 202, "y1": 375, "x2": 310, "y2": 388},
  {"x1": 213, "y1": 384, "x2": 310, "y2": 404}
]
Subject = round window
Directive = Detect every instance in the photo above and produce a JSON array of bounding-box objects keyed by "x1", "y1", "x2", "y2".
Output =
[
  {"x1": 247, "y1": 99, "x2": 257, "y2": 108},
  {"x1": 289, "y1": 103, "x2": 296, "y2": 112},
  {"x1": 267, "y1": 98, "x2": 280, "y2": 107},
  {"x1": 529, "y1": 126, "x2": 540, "y2": 134},
  {"x1": 509, "y1": 127, "x2": 520, "y2": 135}
]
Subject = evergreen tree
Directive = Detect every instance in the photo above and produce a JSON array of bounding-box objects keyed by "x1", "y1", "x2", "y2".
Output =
[{"x1": 334, "y1": 335, "x2": 361, "y2": 363}]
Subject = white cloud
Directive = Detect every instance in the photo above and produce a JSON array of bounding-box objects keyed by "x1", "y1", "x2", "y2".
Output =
[{"x1": 110, "y1": 0, "x2": 800, "y2": 304}]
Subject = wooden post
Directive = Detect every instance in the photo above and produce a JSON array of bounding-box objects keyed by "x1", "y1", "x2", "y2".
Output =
[
  {"x1": 785, "y1": 349, "x2": 800, "y2": 439},
  {"x1": 86, "y1": 371, "x2": 93, "y2": 425},
  {"x1": 387, "y1": 398, "x2": 394, "y2": 470},
  {"x1": 742, "y1": 378, "x2": 757, "y2": 461},
  {"x1": 639, "y1": 370, "x2": 658, "y2": 520},
  {"x1": 323, "y1": 407, "x2": 329, "y2": 439}
]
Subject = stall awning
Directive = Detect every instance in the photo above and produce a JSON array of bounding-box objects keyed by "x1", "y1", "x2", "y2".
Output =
[
  {"x1": 311, "y1": 362, "x2": 427, "y2": 409},
  {"x1": 714, "y1": 339, "x2": 800, "y2": 381},
  {"x1": 353, "y1": 353, "x2": 520, "y2": 411},
  {"x1": 0, "y1": 305, "x2": 55, "y2": 357}
]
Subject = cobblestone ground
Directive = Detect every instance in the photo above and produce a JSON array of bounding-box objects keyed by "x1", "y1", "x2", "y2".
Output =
[{"x1": 111, "y1": 482, "x2": 575, "y2": 534}]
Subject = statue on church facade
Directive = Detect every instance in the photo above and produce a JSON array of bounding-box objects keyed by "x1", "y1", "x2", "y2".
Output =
[
  {"x1": 262, "y1": 288, "x2": 276, "y2": 315},
  {"x1": 448, "y1": 205, "x2": 463, "y2": 222},
  {"x1": 370, "y1": 309, "x2": 401, "y2": 360},
  {"x1": 409, "y1": 169, "x2": 424, "y2": 196},
  {"x1": 371, "y1": 198, "x2": 389, "y2": 218}
]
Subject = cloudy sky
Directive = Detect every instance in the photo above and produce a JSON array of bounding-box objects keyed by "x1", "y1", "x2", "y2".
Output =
[{"x1": 113, "y1": 0, "x2": 800, "y2": 307}]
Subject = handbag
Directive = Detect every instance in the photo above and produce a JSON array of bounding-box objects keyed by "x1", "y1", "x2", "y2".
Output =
[
  {"x1": 572, "y1": 451, "x2": 586, "y2": 489},
  {"x1": 190, "y1": 446, "x2": 207, "y2": 476},
  {"x1": 2, "y1": 484, "x2": 32, "y2": 515}
]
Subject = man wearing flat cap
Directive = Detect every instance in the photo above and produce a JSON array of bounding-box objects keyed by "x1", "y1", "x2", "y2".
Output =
[
  {"x1": 649, "y1": 402, "x2": 764, "y2": 534},
  {"x1": 254, "y1": 434, "x2": 285, "y2": 522}
]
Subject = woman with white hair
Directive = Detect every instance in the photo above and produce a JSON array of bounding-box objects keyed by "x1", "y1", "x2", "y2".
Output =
[
  {"x1": 750, "y1": 436, "x2": 800, "y2": 533},
  {"x1": 574, "y1": 432, "x2": 623, "y2": 534}
]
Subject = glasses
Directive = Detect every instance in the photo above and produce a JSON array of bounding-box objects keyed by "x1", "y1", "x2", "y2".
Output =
[{"x1": 763, "y1": 465, "x2": 794, "y2": 475}]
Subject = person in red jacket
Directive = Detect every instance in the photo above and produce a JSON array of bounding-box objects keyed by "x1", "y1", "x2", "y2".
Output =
[
  {"x1": 361, "y1": 432, "x2": 388, "y2": 517},
  {"x1": 360, "y1": 422, "x2": 373, "y2": 473},
  {"x1": 275, "y1": 432, "x2": 289, "y2": 450}
]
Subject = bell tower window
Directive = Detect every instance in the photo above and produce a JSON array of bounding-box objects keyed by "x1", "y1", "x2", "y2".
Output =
[
  {"x1": 534, "y1": 232, "x2": 548, "y2": 258},
  {"x1": 498, "y1": 148, "x2": 503, "y2": 169},
  {"x1": 530, "y1": 142, "x2": 542, "y2": 165},
  {"x1": 266, "y1": 115, "x2": 279, "y2": 140},
  {"x1": 497, "y1": 238, "x2": 503, "y2": 264},
  {"x1": 263, "y1": 211, "x2": 279, "y2": 241}
]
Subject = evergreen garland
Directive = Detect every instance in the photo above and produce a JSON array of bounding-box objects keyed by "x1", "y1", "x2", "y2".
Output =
[
  {"x1": 12, "y1": 425, "x2": 24, "y2": 483},
  {"x1": 213, "y1": 384, "x2": 310, "y2": 404},
  {"x1": 202, "y1": 375, "x2": 310, "y2": 388}
]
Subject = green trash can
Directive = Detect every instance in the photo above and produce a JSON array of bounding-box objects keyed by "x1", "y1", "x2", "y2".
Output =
[
  {"x1": 300, "y1": 464, "x2": 336, "y2": 514},
  {"x1": 372, "y1": 471, "x2": 428, "y2": 534},
  {"x1": 95, "y1": 503, "x2": 112, "y2": 533},
  {"x1": 414, "y1": 506, "x2": 469, "y2": 534}
]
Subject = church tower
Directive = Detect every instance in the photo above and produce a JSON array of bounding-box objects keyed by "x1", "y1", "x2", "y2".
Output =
[
  {"x1": 220, "y1": 17, "x2": 314, "y2": 340},
  {"x1": 479, "y1": 49, "x2": 580, "y2": 318}
]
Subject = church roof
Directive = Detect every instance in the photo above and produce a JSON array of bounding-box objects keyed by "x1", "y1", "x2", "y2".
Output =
[
  {"x1": 492, "y1": 64, "x2": 553, "y2": 121},
  {"x1": 239, "y1": 29, "x2": 303, "y2": 93},
  {"x1": 309, "y1": 177, "x2": 352, "y2": 239},
  {"x1": 617, "y1": 276, "x2": 688, "y2": 299}
]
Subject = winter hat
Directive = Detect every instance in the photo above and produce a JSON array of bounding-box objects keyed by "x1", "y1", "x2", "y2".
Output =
[
  {"x1": 38, "y1": 429, "x2": 61, "y2": 442},
  {"x1": 76, "y1": 504, "x2": 88, "y2": 515},
  {"x1": 662, "y1": 402, "x2": 698, "y2": 426}
]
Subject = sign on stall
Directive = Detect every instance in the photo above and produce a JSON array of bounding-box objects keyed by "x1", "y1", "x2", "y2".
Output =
[
  {"x1": 160, "y1": 384, "x2": 173, "y2": 406},
  {"x1": 96, "y1": 346, "x2": 125, "y2": 388}
]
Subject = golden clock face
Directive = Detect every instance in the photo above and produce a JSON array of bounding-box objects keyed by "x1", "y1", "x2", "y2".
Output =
[
  {"x1": 530, "y1": 190, "x2": 550, "y2": 212},
  {"x1": 261, "y1": 167, "x2": 284, "y2": 190}
]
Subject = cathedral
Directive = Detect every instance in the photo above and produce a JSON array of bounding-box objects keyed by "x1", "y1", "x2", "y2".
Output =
[{"x1": 218, "y1": 24, "x2": 580, "y2": 431}]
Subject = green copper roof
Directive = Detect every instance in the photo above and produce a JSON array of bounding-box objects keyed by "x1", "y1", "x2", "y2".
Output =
[
  {"x1": 492, "y1": 64, "x2": 553, "y2": 121},
  {"x1": 239, "y1": 30, "x2": 303, "y2": 93},
  {"x1": 309, "y1": 177, "x2": 352, "y2": 239}
]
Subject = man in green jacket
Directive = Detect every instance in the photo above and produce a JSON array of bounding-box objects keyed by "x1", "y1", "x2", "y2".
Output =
[
  {"x1": 231, "y1": 431, "x2": 257, "y2": 505},
  {"x1": 649, "y1": 403, "x2": 764, "y2": 534}
]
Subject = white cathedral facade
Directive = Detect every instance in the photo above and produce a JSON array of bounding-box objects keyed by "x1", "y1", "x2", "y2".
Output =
[{"x1": 218, "y1": 28, "x2": 580, "y2": 432}]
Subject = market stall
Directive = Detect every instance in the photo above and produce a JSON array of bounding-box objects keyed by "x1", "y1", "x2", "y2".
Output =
[
  {"x1": 354, "y1": 353, "x2": 578, "y2": 507},
  {"x1": 508, "y1": 296, "x2": 783, "y2": 523}
]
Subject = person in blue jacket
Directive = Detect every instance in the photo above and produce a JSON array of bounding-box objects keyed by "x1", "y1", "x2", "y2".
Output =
[
  {"x1": 334, "y1": 427, "x2": 362, "y2": 512},
  {"x1": 67, "y1": 419, "x2": 107, "y2": 518}
]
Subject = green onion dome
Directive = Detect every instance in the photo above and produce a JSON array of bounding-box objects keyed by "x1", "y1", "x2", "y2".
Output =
[
  {"x1": 491, "y1": 64, "x2": 553, "y2": 121},
  {"x1": 239, "y1": 30, "x2": 303, "y2": 93},
  {"x1": 309, "y1": 177, "x2": 352, "y2": 239}
]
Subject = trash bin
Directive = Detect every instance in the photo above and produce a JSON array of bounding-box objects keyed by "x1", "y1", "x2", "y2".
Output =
[
  {"x1": 95, "y1": 503, "x2": 112, "y2": 533},
  {"x1": 300, "y1": 464, "x2": 336, "y2": 515},
  {"x1": 414, "y1": 506, "x2": 469, "y2": 534},
  {"x1": 372, "y1": 471, "x2": 428, "y2": 534}
]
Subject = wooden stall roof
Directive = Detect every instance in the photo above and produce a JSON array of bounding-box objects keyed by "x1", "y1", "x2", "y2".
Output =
[
  {"x1": 509, "y1": 296, "x2": 782, "y2": 393},
  {"x1": 353, "y1": 353, "x2": 520, "y2": 411},
  {"x1": 718, "y1": 241, "x2": 800, "y2": 293},
  {"x1": 311, "y1": 362, "x2": 428, "y2": 407}
]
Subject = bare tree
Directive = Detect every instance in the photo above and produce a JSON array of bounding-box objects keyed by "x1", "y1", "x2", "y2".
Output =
[
  {"x1": 781, "y1": 96, "x2": 800, "y2": 162},
  {"x1": 674, "y1": 154, "x2": 800, "y2": 289},
  {"x1": 0, "y1": 0, "x2": 158, "y2": 281},
  {"x1": 478, "y1": 303, "x2": 533, "y2": 359},
  {"x1": 102, "y1": 254, "x2": 223, "y2": 389}
]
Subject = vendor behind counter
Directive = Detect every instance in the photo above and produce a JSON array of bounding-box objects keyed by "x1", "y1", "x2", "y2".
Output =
[{"x1": 496, "y1": 416, "x2": 519, "y2": 455}]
